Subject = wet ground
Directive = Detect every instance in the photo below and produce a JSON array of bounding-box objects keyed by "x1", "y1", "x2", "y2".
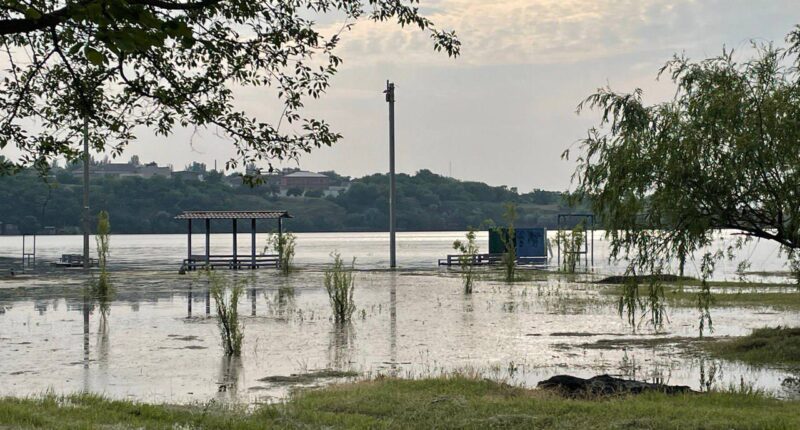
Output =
[{"x1": 0, "y1": 232, "x2": 798, "y2": 404}]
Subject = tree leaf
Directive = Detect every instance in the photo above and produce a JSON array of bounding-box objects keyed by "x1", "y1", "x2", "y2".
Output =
[{"x1": 84, "y1": 47, "x2": 105, "y2": 66}]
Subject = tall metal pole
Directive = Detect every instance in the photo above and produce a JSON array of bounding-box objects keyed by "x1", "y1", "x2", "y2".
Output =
[
  {"x1": 385, "y1": 81, "x2": 397, "y2": 268},
  {"x1": 82, "y1": 115, "x2": 90, "y2": 269}
]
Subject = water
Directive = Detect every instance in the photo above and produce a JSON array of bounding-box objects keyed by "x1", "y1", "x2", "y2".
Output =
[
  {"x1": 1, "y1": 230, "x2": 793, "y2": 278},
  {"x1": 0, "y1": 232, "x2": 798, "y2": 404}
]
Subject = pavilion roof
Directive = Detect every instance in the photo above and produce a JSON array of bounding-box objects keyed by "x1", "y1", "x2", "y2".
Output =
[{"x1": 174, "y1": 210, "x2": 291, "y2": 220}]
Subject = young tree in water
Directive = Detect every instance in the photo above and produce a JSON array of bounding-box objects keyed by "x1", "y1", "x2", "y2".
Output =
[
  {"x1": 566, "y1": 26, "x2": 800, "y2": 332},
  {"x1": 0, "y1": 0, "x2": 459, "y2": 178}
]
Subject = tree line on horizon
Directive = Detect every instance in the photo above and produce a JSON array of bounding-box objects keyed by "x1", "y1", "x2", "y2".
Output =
[{"x1": 0, "y1": 167, "x2": 577, "y2": 234}]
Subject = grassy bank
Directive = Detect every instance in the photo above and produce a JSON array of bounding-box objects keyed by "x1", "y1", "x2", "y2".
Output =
[
  {"x1": 2, "y1": 377, "x2": 800, "y2": 429},
  {"x1": 706, "y1": 327, "x2": 800, "y2": 367}
]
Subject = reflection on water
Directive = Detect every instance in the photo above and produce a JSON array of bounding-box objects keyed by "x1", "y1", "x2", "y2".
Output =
[
  {"x1": 217, "y1": 356, "x2": 242, "y2": 401},
  {"x1": 329, "y1": 323, "x2": 355, "y2": 371},
  {"x1": 0, "y1": 233, "x2": 798, "y2": 405},
  {"x1": 389, "y1": 274, "x2": 397, "y2": 377}
]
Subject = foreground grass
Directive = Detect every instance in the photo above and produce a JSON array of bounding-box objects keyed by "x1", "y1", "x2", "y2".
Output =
[
  {"x1": 706, "y1": 327, "x2": 800, "y2": 367},
  {"x1": 2, "y1": 377, "x2": 800, "y2": 429}
]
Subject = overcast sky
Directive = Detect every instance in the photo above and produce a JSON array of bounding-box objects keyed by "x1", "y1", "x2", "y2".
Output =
[{"x1": 11, "y1": 0, "x2": 800, "y2": 191}]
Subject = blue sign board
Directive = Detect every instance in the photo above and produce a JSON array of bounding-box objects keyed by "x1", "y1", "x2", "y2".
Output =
[{"x1": 488, "y1": 227, "x2": 547, "y2": 257}]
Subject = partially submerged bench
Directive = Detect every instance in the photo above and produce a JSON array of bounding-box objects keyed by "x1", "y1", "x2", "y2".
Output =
[{"x1": 438, "y1": 253, "x2": 547, "y2": 266}]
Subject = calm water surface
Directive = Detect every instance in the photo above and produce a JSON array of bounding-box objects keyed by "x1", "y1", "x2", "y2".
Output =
[{"x1": 0, "y1": 232, "x2": 798, "y2": 404}]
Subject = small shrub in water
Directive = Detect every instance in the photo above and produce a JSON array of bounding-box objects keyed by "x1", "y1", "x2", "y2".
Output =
[
  {"x1": 325, "y1": 252, "x2": 356, "y2": 324},
  {"x1": 558, "y1": 221, "x2": 585, "y2": 273},
  {"x1": 453, "y1": 227, "x2": 479, "y2": 293},
  {"x1": 207, "y1": 270, "x2": 244, "y2": 356},
  {"x1": 265, "y1": 231, "x2": 296, "y2": 275},
  {"x1": 93, "y1": 211, "x2": 113, "y2": 318},
  {"x1": 492, "y1": 203, "x2": 517, "y2": 283}
]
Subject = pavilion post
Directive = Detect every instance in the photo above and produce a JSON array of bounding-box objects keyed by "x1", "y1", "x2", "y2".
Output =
[
  {"x1": 277, "y1": 216, "x2": 285, "y2": 269},
  {"x1": 251, "y1": 218, "x2": 257, "y2": 269},
  {"x1": 232, "y1": 219, "x2": 238, "y2": 269},
  {"x1": 205, "y1": 218, "x2": 210, "y2": 267},
  {"x1": 187, "y1": 284, "x2": 193, "y2": 317},
  {"x1": 187, "y1": 219, "x2": 192, "y2": 271}
]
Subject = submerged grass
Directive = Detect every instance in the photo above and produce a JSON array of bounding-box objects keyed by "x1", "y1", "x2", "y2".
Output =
[
  {"x1": 258, "y1": 369, "x2": 359, "y2": 385},
  {"x1": 705, "y1": 327, "x2": 800, "y2": 367},
  {"x1": 2, "y1": 377, "x2": 800, "y2": 429},
  {"x1": 600, "y1": 282, "x2": 800, "y2": 310}
]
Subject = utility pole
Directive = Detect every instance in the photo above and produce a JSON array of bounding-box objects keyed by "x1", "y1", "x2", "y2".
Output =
[
  {"x1": 82, "y1": 115, "x2": 90, "y2": 269},
  {"x1": 385, "y1": 81, "x2": 397, "y2": 268}
]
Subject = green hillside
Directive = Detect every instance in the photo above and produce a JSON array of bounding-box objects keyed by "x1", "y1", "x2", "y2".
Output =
[{"x1": 0, "y1": 168, "x2": 579, "y2": 234}]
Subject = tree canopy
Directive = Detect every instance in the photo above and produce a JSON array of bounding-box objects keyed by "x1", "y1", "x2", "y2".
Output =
[
  {"x1": 0, "y1": 0, "x2": 459, "y2": 175},
  {"x1": 567, "y1": 26, "x2": 800, "y2": 329}
]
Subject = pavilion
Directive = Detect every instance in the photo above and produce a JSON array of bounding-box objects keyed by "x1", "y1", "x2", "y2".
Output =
[{"x1": 175, "y1": 210, "x2": 291, "y2": 270}]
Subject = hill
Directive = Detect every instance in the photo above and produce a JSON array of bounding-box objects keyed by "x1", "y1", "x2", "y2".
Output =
[{"x1": 0, "y1": 168, "x2": 581, "y2": 234}]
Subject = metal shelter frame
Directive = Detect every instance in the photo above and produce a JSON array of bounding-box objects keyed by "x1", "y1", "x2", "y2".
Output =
[
  {"x1": 22, "y1": 234, "x2": 36, "y2": 270},
  {"x1": 175, "y1": 210, "x2": 291, "y2": 270},
  {"x1": 556, "y1": 214, "x2": 595, "y2": 268}
]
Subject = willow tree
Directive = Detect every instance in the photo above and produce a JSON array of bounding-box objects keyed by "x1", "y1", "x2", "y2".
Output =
[
  {"x1": 0, "y1": 0, "x2": 459, "y2": 177},
  {"x1": 566, "y1": 27, "x2": 800, "y2": 332}
]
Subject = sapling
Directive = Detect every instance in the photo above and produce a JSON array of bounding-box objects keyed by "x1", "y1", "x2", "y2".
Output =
[
  {"x1": 492, "y1": 203, "x2": 517, "y2": 283},
  {"x1": 325, "y1": 252, "x2": 356, "y2": 324},
  {"x1": 453, "y1": 227, "x2": 479, "y2": 293},
  {"x1": 265, "y1": 231, "x2": 296, "y2": 275},
  {"x1": 93, "y1": 211, "x2": 113, "y2": 319},
  {"x1": 559, "y1": 221, "x2": 585, "y2": 273},
  {"x1": 207, "y1": 270, "x2": 244, "y2": 356}
]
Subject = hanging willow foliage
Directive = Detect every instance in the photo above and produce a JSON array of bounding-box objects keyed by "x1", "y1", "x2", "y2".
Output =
[{"x1": 566, "y1": 26, "x2": 800, "y2": 334}]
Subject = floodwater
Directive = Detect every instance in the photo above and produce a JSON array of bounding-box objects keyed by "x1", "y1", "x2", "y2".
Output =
[{"x1": 0, "y1": 231, "x2": 798, "y2": 404}]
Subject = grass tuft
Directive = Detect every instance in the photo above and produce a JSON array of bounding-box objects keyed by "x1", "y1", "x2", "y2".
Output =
[{"x1": 705, "y1": 326, "x2": 800, "y2": 367}]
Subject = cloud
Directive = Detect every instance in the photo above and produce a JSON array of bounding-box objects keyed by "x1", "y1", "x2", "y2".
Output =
[{"x1": 325, "y1": 0, "x2": 799, "y2": 68}]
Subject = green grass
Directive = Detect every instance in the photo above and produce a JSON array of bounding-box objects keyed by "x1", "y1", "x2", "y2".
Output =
[
  {"x1": 705, "y1": 327, "x2": 800, "y2": 367},
  {"x1": 2, "y1": 377, "x2": 800, "y2": 429}
]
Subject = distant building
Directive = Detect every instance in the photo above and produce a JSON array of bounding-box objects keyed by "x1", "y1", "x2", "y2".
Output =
[
  {"x1": 93, "y1": 163, "x2": 139, "y2": 177},
  {"x1": 281, "y1": 171, "x2": 330, "y2": 190},
  {"x1": 73, "y1": 161, "x2": 172, "y2": 178},
  {"x1": 138, "y1": 163, "x2": 172, "y2": 178},
  {"x1": 173, "y1": 170, "x2": 203, "y2": 181}
]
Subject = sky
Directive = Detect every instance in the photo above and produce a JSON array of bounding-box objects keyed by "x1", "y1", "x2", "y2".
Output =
[{"x1": 7, "y1": 0, "x2": 800, "y2": 191}]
